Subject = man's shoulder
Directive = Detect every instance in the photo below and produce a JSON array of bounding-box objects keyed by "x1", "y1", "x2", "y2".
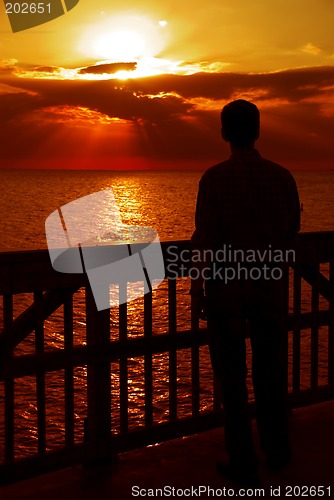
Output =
[
  {"x1": 200, "y1": 159, "x2": 235, "y2": 183},
  {"x1": 260, "y1": 157, "x2": 292, "y2": 174},
  {"x1": 260, "y1": 158, "x2": 297, "y2": 185},
  {"x1": 200, "y1": 155, "x2": 296, "y2": 185}
]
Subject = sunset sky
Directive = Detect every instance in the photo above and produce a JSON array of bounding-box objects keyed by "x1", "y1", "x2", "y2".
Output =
[{"x1": 1, "y1": 0, "x2": 334, "y2": 170}]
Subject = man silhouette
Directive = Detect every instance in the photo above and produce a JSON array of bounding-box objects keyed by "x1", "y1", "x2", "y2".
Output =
[{"x1": 191, "y1": 99, "x2": 300, "y2": 486}]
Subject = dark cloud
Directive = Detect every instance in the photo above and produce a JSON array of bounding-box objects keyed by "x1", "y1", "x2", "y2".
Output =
[
  {"x1": 0, "y1": 91, "x2": 45, "y2": 122},
  {"x1": 125, "y1": 66, "x2": 334, "y2": 102},
  {"x1": 0, "y1": 77, "x2": 194, "y2": 123},
  {"x1": 32, "y1": 66, "x2": 60, "y2": 73},
  {"x1": 0, "y1": 61, "x2": 16, "y2": 75},
  {"x1": 78, "y1": 62, "x2": 137, "y2": 75},
  {"x1": 4, "y1": 65, "x2": 334, "y2": 110},
  {"x1": 1, "y1": 64, "x2": 334, "y2": 167}
]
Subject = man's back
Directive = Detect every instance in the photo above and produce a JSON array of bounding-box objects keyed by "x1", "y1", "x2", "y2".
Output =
[{"x1": 192, "y1": 149, "x2": 300, "y2": 253}]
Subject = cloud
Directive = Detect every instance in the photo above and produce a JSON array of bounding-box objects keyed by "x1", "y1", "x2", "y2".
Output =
[
  {"x1": 0, "y1": 58, "x2": 17, "y2": 75},
  {"x1": 1, "y1": 63, "x2": 334, "y2": 168},
  {"x1": 123, "y1": 66, "x2": 334, "y2": 103},
  {"x1": 301, "y1": 43, "x2": 322, "y2": 56},
  {"x1": 78, "y1": 62, "x2": 137, "y2": 75},
  {"x1": 32, "y1": 65, "x2": 61, "y2": 73}
]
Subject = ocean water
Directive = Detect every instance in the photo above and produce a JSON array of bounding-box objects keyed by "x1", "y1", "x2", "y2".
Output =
[
  {"x1": 0, "y1": 168, "x2": 334, "y2": 458},
  {"x1": 1, "y1": 168, "x2": 334, "y2": 252}
]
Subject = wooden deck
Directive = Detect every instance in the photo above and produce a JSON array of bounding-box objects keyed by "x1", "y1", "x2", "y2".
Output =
[{"x1": 1, "y1": 400, "x2": 334, "y2": 499}]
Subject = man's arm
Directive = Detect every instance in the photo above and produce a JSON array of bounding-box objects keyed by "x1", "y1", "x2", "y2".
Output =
[
  {"x1": 191, "y1": 175, "x2": 208, "y2": 294},
  {"x1": 288, "y1": 175, "x2": 301, "y2": 245},
  {"x1": 190, "y1": 173, "x2": 217, "y2": 319}
]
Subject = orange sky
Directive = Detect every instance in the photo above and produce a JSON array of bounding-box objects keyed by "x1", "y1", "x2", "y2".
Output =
[{"x1": 1, "y1": 0, "x2": 334, "y2": 170}]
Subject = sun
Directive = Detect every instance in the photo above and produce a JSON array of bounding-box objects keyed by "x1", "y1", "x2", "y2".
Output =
[
  {"x1": 94, "y1": 30, "x2": 147, "y2": 61},
  {"x1": 79, "y1": 14, "x2": 167, "y2": 63}
]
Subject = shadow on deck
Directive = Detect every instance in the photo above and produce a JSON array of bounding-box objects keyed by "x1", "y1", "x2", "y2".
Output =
[{"x1": 2, "y1": 400, "x2": 334, "y2": 499}]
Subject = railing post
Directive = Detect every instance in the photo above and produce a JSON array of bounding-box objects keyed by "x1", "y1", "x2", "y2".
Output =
[
  {"x1": 190, "y1": 284, "x2": 200, "y2": 417},
  {"x1": 34, "y1": 291, "x2": 46, "y2": 454},
  {"x1": 119, "y1": 283, "x2": 128, "y2": 435},
  {"x1": 3, "y1": 294, "x2": 14, "y2": 464},
  {"x1": 63, "y1": 290, "x2": 75, "y2": 448},
  {"x1": 281, "y1": 266, "x2": 290, "y2": 398},
  {"x1": 293, "y1": 265, "x2": 301, "y2": 394},
  {"x1": 311, "y1": 263, "x2": 319, "y2": 390},
  {"x1": 85, "y1": 284, "x2": 111, "y2": 466},
  {"x1": 144, "y1": 291, "x2": 153, "y2": 428},
  {"x1": 329, "y1": 261, "x2": 334, "y2": 386},
  {"x1": 168, "y1": 279, "x2": 177, "y2": 422}
]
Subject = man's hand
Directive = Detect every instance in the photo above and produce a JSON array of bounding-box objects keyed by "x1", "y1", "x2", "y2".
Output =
[
  {"x1": 189, "y1": 247, "x2": 206, "y2": 327},
  {"x1": 191, "y1": 292, "x2": 206, "y2": 327}
]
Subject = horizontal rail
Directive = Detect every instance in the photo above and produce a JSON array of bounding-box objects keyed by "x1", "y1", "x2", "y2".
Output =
[
  {"x1": 0, "y1": 329, "x2": 209, "y2": 379},
  {"x1": 0, "y1": 309, "x2": 331, "y2": 380}
]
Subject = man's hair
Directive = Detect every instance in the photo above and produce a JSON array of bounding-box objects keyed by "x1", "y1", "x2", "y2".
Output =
[{"x1": 221, "y1": 99, "x2": 260, "y2": 148}]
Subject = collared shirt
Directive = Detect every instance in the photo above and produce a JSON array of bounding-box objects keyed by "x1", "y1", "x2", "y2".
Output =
[{"x1": 191, "y1": 149, "x2": 300, "y2": 254}]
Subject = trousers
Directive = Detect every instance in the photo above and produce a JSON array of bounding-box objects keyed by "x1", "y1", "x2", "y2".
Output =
[{"x1": 205, "y1": 276, "x2": 290, "y2": 466}]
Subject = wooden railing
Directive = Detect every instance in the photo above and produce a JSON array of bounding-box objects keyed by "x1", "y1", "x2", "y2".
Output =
[{"x1": 0, "y1": 233, "x2": 334, "y2": 484}]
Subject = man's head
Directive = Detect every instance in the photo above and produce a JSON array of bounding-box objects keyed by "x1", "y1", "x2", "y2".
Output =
[{"x1": 221, "y1": 99, "x2": 260, "y2": 149}]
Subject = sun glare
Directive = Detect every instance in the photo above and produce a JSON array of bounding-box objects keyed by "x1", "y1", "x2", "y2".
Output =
[
  {"x1": 79, "y1": 14, "x2": 167, "y2": 63},
  {"x1": 94, "y1": 30, "x2": 147, "y2": 61}
]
